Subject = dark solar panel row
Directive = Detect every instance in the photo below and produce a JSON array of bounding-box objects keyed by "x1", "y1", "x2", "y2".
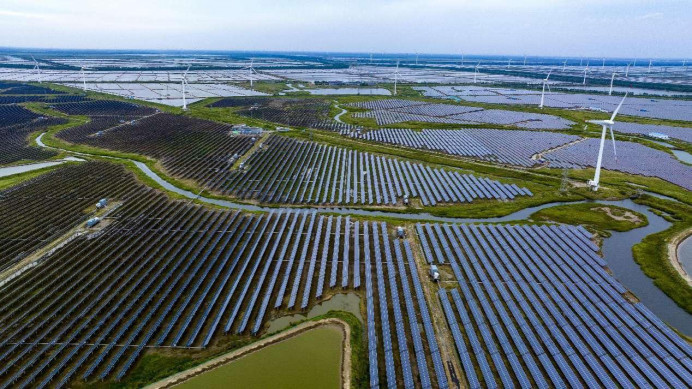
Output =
[{"x1": 427, "y1": 223, "x2": 692, "y2": 389}]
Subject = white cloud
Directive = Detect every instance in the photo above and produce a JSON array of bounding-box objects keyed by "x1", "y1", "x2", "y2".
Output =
[{"x1": 0, "y1": 0, "x2": 690, "y2": 57}]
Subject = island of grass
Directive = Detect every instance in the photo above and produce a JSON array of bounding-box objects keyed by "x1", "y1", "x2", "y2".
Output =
[{"x1": 530, "y1": 203, "x2": 648, "y2": 234}]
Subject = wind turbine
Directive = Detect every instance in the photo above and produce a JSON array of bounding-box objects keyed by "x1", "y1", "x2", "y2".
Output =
[
  {"x1": 648, "y1": 59, "x2": 653, "y2": 73},
  {"x1": 31, "y1": 56, "x2": 42, "y2": 83},
  {"x1": 473, "y1": 62, "x2": 480, "y2": 83},
  {"x1": 583, "y1": 66, "x2": 589, "y2": 85},
  {"x1": 507, "y1": 58, "x2": 512, "y2": 68},
  {"x1": 562, "y1": 60, "x2": 567, "y2": 72},
  {"x1": 415, "y1": 53, "x2": 419, "y2": 66},
  {"x1": 585, "y1": 93, "x2": 627, "y2": 191},
  {"x1": 539, "y1": 70, "x2": 552, "y2": 109},
  {"x1": 608, "y1": 71, "x2": 616, "y2": 95},
  {"x1": 625, "y1": 63, "x2": 630, "y2": 77},
  {"x1": 523, "y1": 55, "x2": 527, "y2": 66},
  {"x1": 392, "y1": 60, "x2": 401, "y2": 95},
  {"x1": 80, "y1": 66, "x2": 87, "y2": 91},
  {"x1": 243, "y1": 58, "x2": 258, "y2": 89},
  {"x1": 602, "y1": 57, "x2": 605, "y2": 70},
  {"x1": 181, "y1": 65, "x2": 190, "y2": 110}
]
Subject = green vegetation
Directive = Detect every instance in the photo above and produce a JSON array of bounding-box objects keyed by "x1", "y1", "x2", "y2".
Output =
[
  {"x1": 632, "y1": 197, "x2": 692, "y2": 314},
  {"x1": 238, "y1": 81, "x2": 289, "y2": 95},
  {"x1": 531, "y1": 203, "x2": 648, "y2": 234}
]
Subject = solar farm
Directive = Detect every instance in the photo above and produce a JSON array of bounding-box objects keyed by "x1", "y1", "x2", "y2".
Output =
[
  {"x1": 349, "y1": 99, "x2": 574, "y2": 129},
  {"x1": 1, "y1": 49, "x2": 692, "y2": 389}
]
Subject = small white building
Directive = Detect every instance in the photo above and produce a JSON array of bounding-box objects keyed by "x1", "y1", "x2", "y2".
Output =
[{"x1": 648, "y1": 132, "x2": 670, "y2": 141}]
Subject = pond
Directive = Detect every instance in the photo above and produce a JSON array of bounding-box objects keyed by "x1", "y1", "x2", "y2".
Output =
[
  {"x1": 175, "y1": 325, "x2": 343, "y2": 389},
  {"x1": 672, "y1": 149, "x2": 692, "y2": 165},
  {"x1": 679, "y1": 235, "x2": 692, "y2": 279},
  {"x1": 265, "y1": 293, "x2": 361, "y2": 334}
]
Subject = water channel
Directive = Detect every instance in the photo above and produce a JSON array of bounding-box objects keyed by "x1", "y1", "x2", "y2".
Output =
[{"x1": 37, "y1": 133, "x2": 692, "y2": 334}]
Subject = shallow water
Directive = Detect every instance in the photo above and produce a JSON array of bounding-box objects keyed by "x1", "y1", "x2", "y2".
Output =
[
  {"x1": 597, "y1": 199, "x2": 691, "y2": 334},
  {"x1": 306, "y1": 88, "x2": 391, "y2": 95},
  {"x1": 265, "y1": 293, "x2": 362, "y2": 334},
  {"x1": 679, "y1": 235, "x2": 692, "y2": 279},
  {"x1": 175, "y1": 326, "x2": 343, "y2": 389},
  {"x1": 0, "y1": 161, "x2": 65, "y2": 178},
  {"x1": 672, "y1": 149, "x2": 692, "y2": 165}
]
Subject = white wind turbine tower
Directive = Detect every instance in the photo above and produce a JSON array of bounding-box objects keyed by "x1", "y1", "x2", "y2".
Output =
[
  {"x1": 181, "y1": 65, "x2": 190, "y2": 110},
  {"x1": 392, "y1": 60, "x2": 401, "y2": 95},
  {"x1": 586, "y1": 93, "x2": 627, "y2": 191},
  {"x1": 31, "y1": 56, "x2": 42, "y2": 83},
  {"x1": 80, "y1": 64, "x2": 87, "y2": 91},
  {"x1": 608, "y1": 71, "x2": 617, "y2": 95},
  {"x1": 582, "y1": 65, "x2": 589, "y2": 85},
  {"x1": 243, "y1": 58, "x2": 257, "y2": 89},
  {"x1": 625, "y1": 63, "x2": 630, "y2": 77},
  {"x1": 539, "y1": 70, "x2": 552, "y2": 109},
  {"x1": 562, "y1": 60, "x2": 567, "y2": 72},
  {"x1": 473, "y1": 62, "x2": 480, "y2": 83},
  {"x1": 648, "y1": 59, "x2": 653, "y2": 73}
]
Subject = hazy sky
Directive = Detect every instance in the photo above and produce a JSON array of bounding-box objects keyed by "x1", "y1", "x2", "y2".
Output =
[{"x1": 1, "y1": 0, "x2": 691, "y2": 58}]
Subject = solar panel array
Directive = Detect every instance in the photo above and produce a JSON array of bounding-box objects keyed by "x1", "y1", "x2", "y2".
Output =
[
  {"x1": 543, "y1": 138, "x2": 692, "y2": 190},
  {"x1": 418, "y1": 222, "x2": 692, "y2": 389},
  {"x1": 210, "y1": 97, "x2": 360, "y2": 133},
  {"x1": 611, "y1": 122, "x2": 692, "y2": 144},
  {"x1": 416, "y1": 86, "x2": 692, "y2": 122},
  {"x1": 348, "y1": 99, "x2": 574, "y2": 129},
  {"x1": 207, "y1": 135, "x2": 532, "y2": 205},
  {"x1": 0, "y1": 105, "x2": 63, "y2": 165},
  {"x1": 50, "y1": 100, "x2": 157, "y2": 118},
  {"x1": 0, "y1": 83, "x2": 94, "y2": 165},
  {"x1": 58, "y1": 113, "x2": 257, "y2": 186},
  {"x1": 0, "y1": 163, "x2": 452, "y2": 387},
  {"x1": 364, "y1": 222, "x2": 450, "y2": 388},
  {"x1": 352, "y1": 128, "x2": 580, "y2": 167}
]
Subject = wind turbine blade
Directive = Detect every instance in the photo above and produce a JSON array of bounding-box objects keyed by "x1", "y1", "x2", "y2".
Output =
[
  {"x1": 546, "y1": 70, "x2": 552, "y2": 80},
  {"x1": 610, "y1": 92, "x2": 628, "y2": 121},
  {"x1": 609, "y1": 126, "x2": 617, "y2": 162}
]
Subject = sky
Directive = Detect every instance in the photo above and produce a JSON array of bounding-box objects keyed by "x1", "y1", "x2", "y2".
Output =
[{"x1": 1, "y1": 0, "x2": 691, "y2": 58}]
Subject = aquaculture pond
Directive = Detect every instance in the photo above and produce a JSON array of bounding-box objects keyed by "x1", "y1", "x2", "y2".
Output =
[{"x1": 175, "y1": 325, "x2": 344, "y2": 389}]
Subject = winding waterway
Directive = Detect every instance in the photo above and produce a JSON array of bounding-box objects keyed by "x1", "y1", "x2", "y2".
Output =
[{"x1": 37, "y1": 133, "x2": 692, "y2": 334}]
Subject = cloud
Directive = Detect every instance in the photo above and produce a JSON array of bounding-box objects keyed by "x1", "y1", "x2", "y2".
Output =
[{"x1": 0, "y1": 0, "x2": 689, "y2": 57}]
